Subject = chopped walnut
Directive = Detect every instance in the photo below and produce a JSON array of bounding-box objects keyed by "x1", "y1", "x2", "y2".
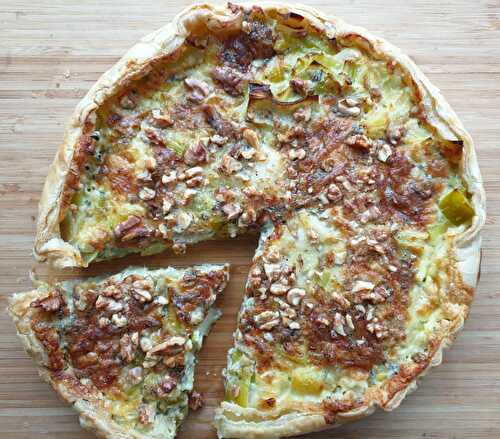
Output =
[
  {"x1": 172, "y1": 242, "x2": 187, "y2": 255},
  {"x1": 184, "y1": 166, "x2": 203, "y2": 179},
  {"x1": 181, "y1": 189, "x2": 197, "y2": 206},
  {"x1": 132, "y1": 288, "x2": 152, "y2": 303},
  {"x1": 98, "y1": 316, "x2": 111, "y2": 328},
  {"x1": 161, "y1": 170, "x2": 177, "y2": 185},
  {"x1": 151, "y1": 109, "x2": 174, "y2": 128},
  {"x1": 254, "y1": 310, "x2": 280, "y2": 330},
  {"x1": 355, "y1": 304, "x2": 366, "y2": 314},
  {"x1": 290, "y1": 78, "x2": 309, "y2": 95},
  {"x1": 119, "y1": 332, "x2": 139, "y2": 363},
  {"x1": 370, "y1": 322, "x2": 389, "y2": 339},
  {"x1": 210, "y1": 134, "x2": 227, "y2": 146},
  {"x1": 238, "y1": 208, "x2": 257, "y2": 227},
  {"x1": 184, "y1": 77, "x2": 211, "y2": 103},
  {"x1": 147, "y1": 336, "x2": 186, "y2": 358},
  {"x1": 184, "y1": 142, "x2": 207, "y2": 166},
  {"x1": 101, "y1": 284, "x2": 123, "y2": 299},
  {"x1": 211, "y1": 66, "x2": 245, "y2": 96},
  {"x1": 172, "y1": 211, "x2": 192, "y2": 232},
  {"x1": 138, "y1": 187, "x2": 156, "y2": 201},
  {"x1": 326, "y1": 183, "x2": 343, "y2": 202},
  {"x1": 121, "y1": 226, "x2": 151, "y2": 242},
  {"x1": 77, "y1": 352, "x2": 98, "y2": 367},
  {"x1": 333, "y1": 312, "x2": 346, "y2": 336},
  {"x1": 219, "y1": 154, "x2": 243, "y2": 175},
  {"x1": 269, "y1": 282, "x2": 289, "y2": 296},
  {"x1": 162, "y1": 196, "x2": 175, "y2": 214},
  {"x1": 293, "y1": 107, "x2": 311, "y2": 122},
  {"x1": 281, "y1": 306, "x2": 296, "y2": 319},
  {"x1": 32, "y1": 291, "x2": 64, "y2": 313},
  {"x1": 288, "y1": 148, "x2": 306, "y2": 160},
  {"x1": 111, "y1": 313, "x2": 128, "y2": 327},
  {"x1": 189, "y1": 391, "x2": 204, "y2": 411},
  {"x1": 95, "y1": 296, "x2": 123, "y2": 313},
  {"x1": 240, "y1": 146, "x2": 256, "y2": 160},
  {"x1": 185, "y1": 175, "x2": 205, "y2": 188},
  {"x1": 263, "y1": 263, "x2": 281, "y2": 282},
  {"x1": 386, "y1": 123, "x2": 405, "y2": 145},
  {"x1": 332, "y1": 292, "x2": 351, "y2": 309},
  {"x1": 360, "y1": 206, "x2": 381, "y2": 224},
  {"x1": 222, "y1": 203, "x2": 242, "y2": 220},
  {"x1": 346, "y1": 134, "x2": 371, "y2": 151},
  {"x1": 352, "y1": 280, "x2": 375, "y2": 293},
  {"x1": 242, "y1": 186, "x2": 258, "y2": 197},
  {"x1": 113, "y1": 216, "x2": 141, "y2": 239},
  {"x1": 119, "y1": 94, "x2": 136, "y2": 110},
  {"x1": 377, "y1": 143, "x2": 393, "y2": 162},
  {"x1": 277, "y1": 127, "x2": 305, "y2": 145},
  {"x1": 337, "y1": 100, "x2": 360, "y2": 117},
  {"x1": 357, "y1": 286, "x2": 390, "y2": 304},
  {"x1": 287, "y1": 288, "x2": 306, "y2": 306}
]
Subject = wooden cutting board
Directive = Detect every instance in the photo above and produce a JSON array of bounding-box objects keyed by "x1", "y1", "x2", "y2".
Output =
[{"x1": 1, "y1": 1, "x2": 499, "y2": 438}]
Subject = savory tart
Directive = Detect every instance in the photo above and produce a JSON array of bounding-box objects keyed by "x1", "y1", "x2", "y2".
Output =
[
  {"x1": 8, "y1": 264, "x2": 229, "y2": 439},
  {"x1": 30, "y1": 1, "x2": 485, "y2": 438}
]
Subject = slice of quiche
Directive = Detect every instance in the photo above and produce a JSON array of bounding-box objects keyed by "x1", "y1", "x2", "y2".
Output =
[
  {"x1": 215, "y1": 208, "x2": 474, "y2": 438},
  {"x1": 8, "y1": 264, "x2": 229, "y2": 439}
]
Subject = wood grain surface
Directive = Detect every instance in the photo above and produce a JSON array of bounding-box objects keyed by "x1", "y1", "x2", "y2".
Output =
[{"x1": 1, "y1": 1, "x2": 499, "y2": 438}]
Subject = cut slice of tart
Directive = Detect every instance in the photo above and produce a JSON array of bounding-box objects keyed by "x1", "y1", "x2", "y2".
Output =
[{"x1": 8, "y1": 264, "x2": 229, "y2": 439}]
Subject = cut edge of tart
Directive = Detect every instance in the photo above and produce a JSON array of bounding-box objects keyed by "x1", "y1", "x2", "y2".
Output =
[{"x1": 8, "y1": 264, "x2": 229, "y2": 439}]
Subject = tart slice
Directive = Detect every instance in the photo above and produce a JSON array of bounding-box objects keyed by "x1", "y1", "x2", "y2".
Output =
[{"x1": 8, "y1": 264, "x2": 229, "y2": 439}]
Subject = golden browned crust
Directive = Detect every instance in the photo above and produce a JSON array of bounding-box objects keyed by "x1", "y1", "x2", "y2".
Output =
[{"x1": 31, "y1": 2, "x2": 485, "y2": 437}]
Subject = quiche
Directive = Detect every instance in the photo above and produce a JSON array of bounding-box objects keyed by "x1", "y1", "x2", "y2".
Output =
[
  {"x1": 30, "y1": 2, "x2": 485, "y2": 438},
  {"x1": 8, "y1": 264, "x2": 229, "y2": 439}
]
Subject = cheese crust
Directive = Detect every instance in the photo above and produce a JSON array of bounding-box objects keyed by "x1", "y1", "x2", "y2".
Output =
[{"x1": 30, "y1": 2, "x2": 485, "y2": 438}]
